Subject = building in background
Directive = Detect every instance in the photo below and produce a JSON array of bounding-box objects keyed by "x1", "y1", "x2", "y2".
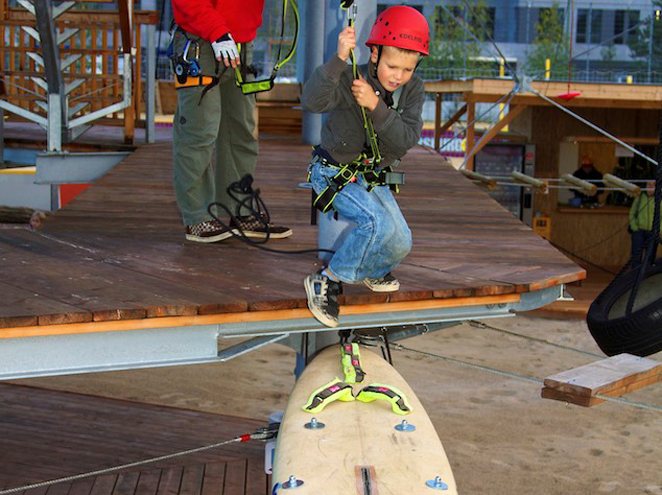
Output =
[{"x1": 376, "y1": 0, "x2": 658, "y2": 84}]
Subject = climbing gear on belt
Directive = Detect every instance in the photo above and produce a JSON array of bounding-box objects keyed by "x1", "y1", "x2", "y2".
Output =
[
  {"x1": 355, "y1": 383, "x2": 412, "y2": 415},
  {"x1": 168, "y1": 28, "x2": 221, "y2": 102},
  {"x1": 302, "y1": 378, "x2": 355, "y2": 413},
  {"x1": 175, "y1": 75, "x2": 215, "y2": 89},
  {"x1": 234, "y1": 0, "x2": 300, "y2": 95},
  {"x1": 173, "y1": 38, "x2": 201, "y2": 84}
]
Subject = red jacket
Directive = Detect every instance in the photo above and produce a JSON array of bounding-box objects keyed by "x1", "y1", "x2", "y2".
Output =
[{"x1": 172, "y1": 0, "x2": 265, "y2": 43}]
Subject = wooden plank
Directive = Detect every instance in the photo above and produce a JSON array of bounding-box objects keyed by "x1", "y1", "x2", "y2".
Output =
[
  {"x1": 179, "y1": 465, "x2": 204, "y2": 495},
  {"x1": 223, "y1": 461, "x2": 247, "y2": 495},
  {"x1": 542, "y1": 353, "x2": 662, "y2": 407},
  {"x1": 0, "y1": 280, "x2": 91, "y2": 328},
  {"x1": 200, "y1": 463, "x2": 226, "y2": 495},
  {"x1": 133, "y1": 469, "x2": 161, "y2": 495},
  {"x1": 114, "y1": 472, "x2": 141, "y2": 495}
]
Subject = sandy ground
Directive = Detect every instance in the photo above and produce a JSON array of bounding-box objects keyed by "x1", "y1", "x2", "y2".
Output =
[{"x1": 14, "y1": 314, "x2": 662, "y2": 495}]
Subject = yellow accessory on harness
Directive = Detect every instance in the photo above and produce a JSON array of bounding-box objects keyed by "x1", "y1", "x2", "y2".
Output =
[
  {"x1": 355, "y1": 383, "x2": 412, "y2": 415},
  {"x1": 302, "y1": 377, "x2": 355, "y2": 413}
]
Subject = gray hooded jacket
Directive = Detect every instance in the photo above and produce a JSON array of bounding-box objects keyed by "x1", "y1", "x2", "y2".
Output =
[{"x1": 301, "y1": 56, "x2": 425, "y2": 166}]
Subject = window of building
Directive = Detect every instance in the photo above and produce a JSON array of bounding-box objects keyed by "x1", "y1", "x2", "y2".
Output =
[
  {"x1": 576, "y1": 8, "x2": 603, "y2": 44},
  {"x1": 614, "y1": 10, "x2": 640, "y2": 45},
  {"x1": 518, "y1": 7, "x2": 565, "y2": 44},
  {"x1": 433, "y1": 5, "x2": 495, "y2": 40}
]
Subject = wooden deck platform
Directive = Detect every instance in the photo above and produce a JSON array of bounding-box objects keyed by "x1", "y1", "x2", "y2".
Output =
[
  {"x1": 0, "y1": 383, "x2": 269, "y2": 495},
  {"x1": 0, "y1": 135, "x2": 585, "y2": 377}
]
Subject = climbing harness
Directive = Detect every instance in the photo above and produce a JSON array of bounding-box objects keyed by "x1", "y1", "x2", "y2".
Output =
[
  {"x1": 301, "y1": 337, "x2": 411, "y2": 416},
  {"x1": 340, "y1": 332, "x2": 365, "y2": 383},
  {"x1": 302, "y1": 377, "x2": 355, "y2": 413},
  {"x1": 355, "y1": 383, "x2": 412, "y2": 415},
  {"x1": 308, "y1": 150, "x2": 404, "y2": 214},
  {"x1": 234, "y1": 0, "x2": 300, "y2": 95}
]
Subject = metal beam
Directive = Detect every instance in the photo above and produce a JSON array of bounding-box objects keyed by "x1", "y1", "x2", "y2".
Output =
[
  {"x1": 0, "y1": 287, "x2": 563, "y2": 381},
  {"x1": 35, "y1": 151, "x2": 130, "y2": 184},
  {"x1": 34, "y1": 0, "x2": 65, "y2": 151}
]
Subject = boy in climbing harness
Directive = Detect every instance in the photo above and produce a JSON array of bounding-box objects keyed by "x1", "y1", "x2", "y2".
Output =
[
  {"x1": 170, "y1": 0, "x2": 292, "y2": 243},
  {"x1": 301, "y1": 5, "x2": 430, "y2": 327}
]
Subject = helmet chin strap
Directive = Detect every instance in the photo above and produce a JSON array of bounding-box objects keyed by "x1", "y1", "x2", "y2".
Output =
[{"x1": 370, "y1": 46, "x2": 382, "y2": 77}]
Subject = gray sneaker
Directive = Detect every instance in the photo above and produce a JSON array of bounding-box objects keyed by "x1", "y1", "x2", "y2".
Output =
[
  {"x1": 363, "y1": 272, "x2": 400, "y2": 292},
  {"x1": 304, "y1": 270, "x2": 342, "y2": 327},
  {"x1": 185, "y1": 219, "x2": 235, "y2": 243}
]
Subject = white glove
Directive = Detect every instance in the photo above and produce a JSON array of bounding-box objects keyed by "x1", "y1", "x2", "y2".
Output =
[{"x1": 212, "y1": 33, "x2": 239, "y2": 67}]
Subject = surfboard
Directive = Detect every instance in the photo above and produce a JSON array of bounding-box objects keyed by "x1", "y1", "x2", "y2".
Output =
[{"x1": 272, "y1": 344, "x2": 458, "y2": 494}]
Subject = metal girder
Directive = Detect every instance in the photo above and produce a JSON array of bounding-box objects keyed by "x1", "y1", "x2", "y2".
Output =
[
  {"x1": 68, "y1": 102, "x2": 90, "y2": 118},
  {"x1": 26, "y1": 52, "x2": 44, "y2": 68},
  {"x1": 0, "y1": 286, "x2": 563, "y2": 381},
  {"x1": 33, "y1": 0, "x2": 63, "y2": 96},
  {"x1": 0, "y1": 99, "x2": 47, "y2": 126}
]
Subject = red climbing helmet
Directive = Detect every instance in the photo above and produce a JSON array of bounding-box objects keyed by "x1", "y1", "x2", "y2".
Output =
[{"x1": 365, "y1": 5, "x2": 430, "y2": 56}]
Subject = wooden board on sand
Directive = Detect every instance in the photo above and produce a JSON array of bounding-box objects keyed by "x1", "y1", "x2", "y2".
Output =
[{"x1": 272, "y1": 345, "x2": 457, "y2": 494}]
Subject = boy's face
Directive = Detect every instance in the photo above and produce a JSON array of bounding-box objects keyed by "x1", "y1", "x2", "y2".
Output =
[{"x1": 370, "y1": 46, "x2": 419, "y2": 92}]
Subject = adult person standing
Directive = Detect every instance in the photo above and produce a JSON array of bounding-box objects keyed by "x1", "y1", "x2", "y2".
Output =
[
  {"x1": 571, "y1": 154, "x2": 604, "y2": 207},
  {"x1": 170, "y1": 0, "x2": 292, "y2": 242},
  {"x1": 628, "y1": 179, "x2": 661, "y2": 268}
]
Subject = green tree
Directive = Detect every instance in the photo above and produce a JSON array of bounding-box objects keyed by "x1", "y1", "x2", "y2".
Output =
[
  {"x1": 627, "y1": 2, "x2": 662, "y2": 82},
  {"x1": 525, "y1": 3, "x2": 570, "y2": 80},
  {"x1": 421, "y1": 1, "x2": 493, "y2": 79}
]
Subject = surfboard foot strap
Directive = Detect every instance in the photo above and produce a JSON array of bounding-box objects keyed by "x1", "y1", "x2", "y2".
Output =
[
  {"x1": 302, "y1": 377, "x2": 354, "y2": 413},
  {"x1": 340, "y1": 342, "x2": 365, "y2": 383},
  {"x1": 355, "y1": 383, "x2": 413, "y2": 415}
]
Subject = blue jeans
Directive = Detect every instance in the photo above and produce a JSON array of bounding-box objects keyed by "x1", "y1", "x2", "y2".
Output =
[{"x1": 308, "y1": 162, "x2": 412, "y2": 284}]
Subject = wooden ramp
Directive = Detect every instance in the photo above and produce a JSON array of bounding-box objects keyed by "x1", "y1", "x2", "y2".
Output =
[
  {"x1": 0, "y1": 136, "x2": 586, "y2": 378},
  {"x1": 0, "y1": 384, "x2": 269, "y2": 494}
]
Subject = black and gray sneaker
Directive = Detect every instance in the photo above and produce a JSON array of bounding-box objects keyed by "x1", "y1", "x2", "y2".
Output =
[
  {"x1": 186, "y1": 219, "x2": 235, "y2": 243},
  {"x1": 304, "y1": 270, "x2": 342, "y2": 328},
  {"x1": 363, "y1": 272, "x2": 400, "y2": 292},
  {"x1": 231, "y1": 214, "x2": 293, "y2": 239}
]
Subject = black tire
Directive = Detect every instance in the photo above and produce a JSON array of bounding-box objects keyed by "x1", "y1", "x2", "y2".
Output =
[{"x1": 586, "y1": 262, "x2": 662, "y2": 356}]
